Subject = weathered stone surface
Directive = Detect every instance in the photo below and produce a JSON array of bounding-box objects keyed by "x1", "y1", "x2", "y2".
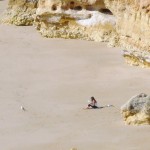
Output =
[
  {"x1": 34, "y1": 0, "x2": 150, "y2": 67},
  {"x1": 35, "y1": 0, "x2": 116, "y2": 42},
  {"x1": 121, "y1": 93, "x2": 150, "y2": 125},
  {"x1": 2, "y1": 0, "x2": 150, "y2": 68},
  {"x1": 105, "y1": 0, "x2": 150, "y2": 67},
  {"x1": 1, "y1": 0, "x2": 38, "y2": 25}
]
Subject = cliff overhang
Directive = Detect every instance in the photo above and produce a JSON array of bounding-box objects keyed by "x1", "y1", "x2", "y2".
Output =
[{"x1": 35, "y1": 0, "x2": 116, "y2": 42}]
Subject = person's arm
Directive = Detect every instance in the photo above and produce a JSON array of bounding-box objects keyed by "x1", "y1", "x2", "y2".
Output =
[{"x1": 93, "y1": 99, "x2": 97, "y2": 105}]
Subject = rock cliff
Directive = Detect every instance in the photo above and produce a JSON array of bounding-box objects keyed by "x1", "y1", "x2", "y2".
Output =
[
  {"x1": 121, "y1": 93, "x2": 150, "y2": 125},
  {"x1": 35, "y1": 0, "x2": 150, "y2": 67},
  {"x1": 105, "y1": 0, "x2": 150, "y2": 67},
  {"x1": 1, "y1": 0, "x2": 150, "y2": 67},
  {"x1": 35, "y1": 0, "x2": 116, "y2": 42},
  {"x1": 1, "y1": 0, "x2": 38, "y2": 25}
]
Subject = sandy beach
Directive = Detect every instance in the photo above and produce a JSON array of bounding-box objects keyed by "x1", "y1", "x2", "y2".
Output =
[{"x1": 0, "y1": 1, "x2": 150, "y2": 150}]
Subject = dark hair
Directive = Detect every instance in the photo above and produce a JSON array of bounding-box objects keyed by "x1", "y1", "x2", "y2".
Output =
[{"x1": 91, "y1": 97, "x2": 95, "y2": 100}]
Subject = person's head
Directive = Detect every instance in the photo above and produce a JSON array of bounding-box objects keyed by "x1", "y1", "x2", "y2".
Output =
[{"x1": 91, "y1": 96, "x2": 95, "y2": 100}]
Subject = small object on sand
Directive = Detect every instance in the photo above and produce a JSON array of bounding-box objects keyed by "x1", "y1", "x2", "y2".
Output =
[
  {"x1": 87, "y1": 100, "x2": 91, "y2": 103},
  {"x1": 20, "y1": 106, "x2": 26, "y2": 111},
  {"x1": 107, "y1": 104, "x2": 113, "y2": 107}
]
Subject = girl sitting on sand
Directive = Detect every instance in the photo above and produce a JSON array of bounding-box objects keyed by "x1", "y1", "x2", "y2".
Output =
[{"x1": 86, "y1": 97, "x2": 98, "y2": 109}]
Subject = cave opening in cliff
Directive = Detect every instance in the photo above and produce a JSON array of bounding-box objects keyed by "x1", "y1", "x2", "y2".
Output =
[
  {"x1": 85, "y1": 5, "x2": 113, "y2": 15},
  {"x1": 52, "y1": 4, "x2": 57, "y2": 11},
  {"x1": 74, "y1": 6, "x2": 82, "y2": 11},
  {"x1": 63, "y1": 1, "x2": 114, "y2": 16},
  {"x1": 70, "y1": 1, "x2": 75, "y2": 9},
  {"x1": 99, "y1": 8, "x2": 113, "y2": 15}
]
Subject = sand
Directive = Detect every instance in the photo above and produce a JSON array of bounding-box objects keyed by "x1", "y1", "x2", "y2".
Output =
[{"x1": 0, "y1": 1, "x2": 150, "y2": 150}]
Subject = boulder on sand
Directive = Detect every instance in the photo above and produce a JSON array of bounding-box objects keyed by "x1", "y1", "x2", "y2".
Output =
[{"x1": 121, "y1": 93, "x2": 150, "y2": 125}]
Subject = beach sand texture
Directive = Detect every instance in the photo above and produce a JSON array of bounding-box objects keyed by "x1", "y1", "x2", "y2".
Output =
[{"x1": 0, "y1": 1, "x2": 150, "y2": 150}]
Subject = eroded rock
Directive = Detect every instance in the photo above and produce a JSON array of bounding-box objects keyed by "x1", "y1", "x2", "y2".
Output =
[
  {"x1": 1, "y1": 0, "x2": 38, "y2": 25},
  {"x1": 34, "y1": 0, "x2": 150, "y2": 67},
  {"x1": 105, "y1": 0, "x2": 150, "y2": 67},
  {"x1": 35, "y1": 0, "x2": 116, "y2": 42},
  {"x1": 1, "y1": 0, "x2": 150, "y2": 68},
  {"x1": 121, "y1": 93, "x2": 150, "y2": 125}
]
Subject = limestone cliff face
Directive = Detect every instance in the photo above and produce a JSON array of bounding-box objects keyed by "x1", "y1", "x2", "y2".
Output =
[
  {"x1": 2, "y1": 0, "x2": 150, "y2": 67},
  {"x1": 1, "y1": 0, "x2": 38, "y2": 25},
  {"x1": 35, "y1": 0, "x2": 116, "y2": 42},
  {"x1": 121, "y1": 93, "x2": 150, "y2": 125},
  {"x1": 34, "y1": 0, "x2": 150, "y2": 67},
  {"x1": 104, "y1": 0, "x2": 150, "y2": 67}
]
